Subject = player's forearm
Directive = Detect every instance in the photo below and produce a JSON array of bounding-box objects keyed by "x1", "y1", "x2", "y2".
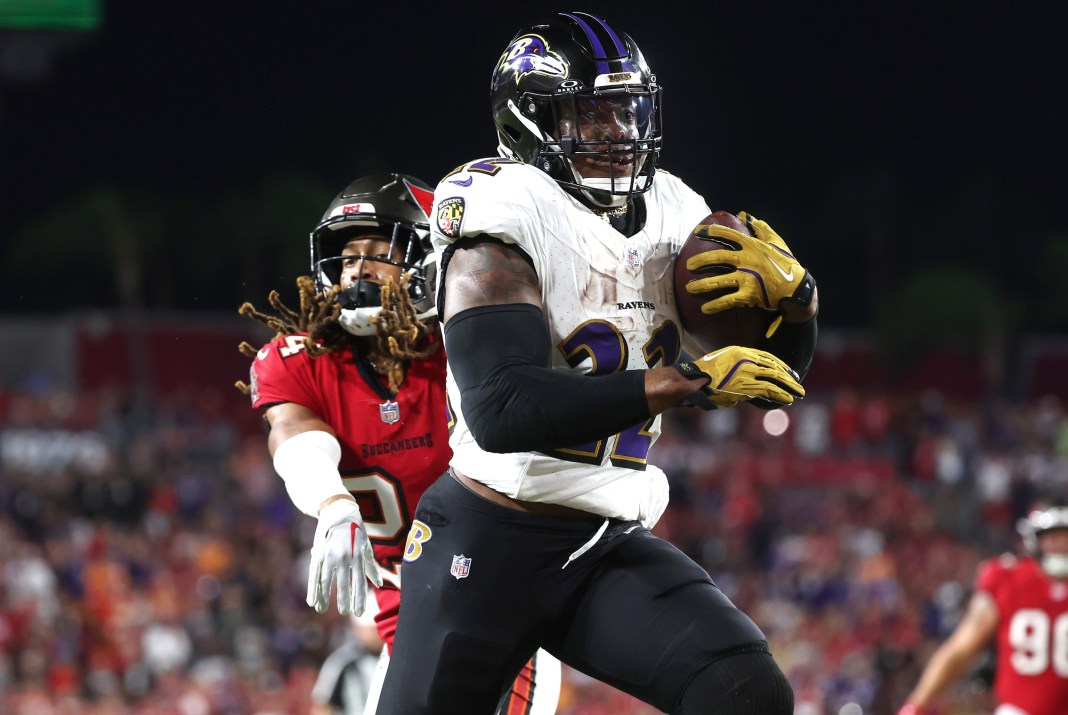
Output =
[
  {"x1": 645, "y1": 365, "x2": 709, "y2": 414},
  {"x1": 272, "y1": 431, "x2": 355, "y2": 517},
  {"x1": 266, "y1": 405, "x2": 352, "y2": 516},
  {"x1": 908, "y1": 593, "x2": 998, "y2": 709},
  {"x1": 907, "y1": 645, "x2": 975, "y2": 707},
  {"x1": 779, "y1": 284, "x2": 819, "y2": 324},
  {"x1": 760, "y1": 311, "x2": 817, "y2": 380},
  {"x1": 445, "y1": 303, "x2": 653, "y2": 452}
]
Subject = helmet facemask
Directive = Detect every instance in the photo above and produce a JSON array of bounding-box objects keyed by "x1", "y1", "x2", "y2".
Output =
[
  {"x1": 546, "y1": 89, "x2": 659, "y2": 208},
  {"x1": 308, "y1": 173, "x2": 436, "y2": 337},
  {"x1": 312, "y1": 221, "x2": 432, "y2": 337},
  {"x1": 1018, "y1": 504, "x2": 1068, "y2": 579},
  {"x1": 500, "y1": 85, "x2": 661, "y2": 209}
]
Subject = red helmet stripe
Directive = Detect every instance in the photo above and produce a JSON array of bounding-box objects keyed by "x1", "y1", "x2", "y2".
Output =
[{"x1": 404, "y1": 179, "x2": 435, "y2": 220}]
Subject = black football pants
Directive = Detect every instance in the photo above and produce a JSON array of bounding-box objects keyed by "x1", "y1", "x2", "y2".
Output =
[{"x1": 377, "y1": 471, "x2": 783, "y2": 714}]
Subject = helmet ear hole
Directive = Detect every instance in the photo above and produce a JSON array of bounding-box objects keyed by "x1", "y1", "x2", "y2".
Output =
[{"x1": 503, "y1": 124, "x2": 522, "y2": 143}]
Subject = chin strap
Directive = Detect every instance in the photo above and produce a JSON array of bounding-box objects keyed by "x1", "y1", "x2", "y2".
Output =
[
  {"x1": 1043, "y1": 554, "x2": 1068, "y2": 579},
  {"x1": 578, "y1": 176, "x2": 631, "y2": 209},
  {"x1": 338, "y1": 306, "x2": 381, "y2": 336}
]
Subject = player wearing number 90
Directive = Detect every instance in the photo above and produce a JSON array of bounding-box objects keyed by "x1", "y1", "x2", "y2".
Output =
[
  {"x1": 378, "y1": 12, "x2": 816, "y2": 715},
  {"x1": 236, "y1": 173, "x2": 560, "y2": 715},
  {"x1": 899, "y1": 499, "x2": 1068, "y2": 715}
]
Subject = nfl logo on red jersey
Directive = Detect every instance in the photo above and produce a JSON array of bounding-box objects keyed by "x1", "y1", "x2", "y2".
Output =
[
  {"x1": 450, "y1": 554, "x2": 471, "y2": 579},
  {"x1": 379, "y1": 400, "x2": 400, "y2": 424}
]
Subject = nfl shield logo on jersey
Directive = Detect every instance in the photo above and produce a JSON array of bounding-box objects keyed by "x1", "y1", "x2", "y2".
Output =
[
  {"x1": 450, "y1": 554, "x2": 472, "y2": 579},
  {"x1": 625, "y1": 246, "x2": 642, "y2": 270},
  {"x1": 379, "y1": 400, "x2": 400, "y2": 424}
]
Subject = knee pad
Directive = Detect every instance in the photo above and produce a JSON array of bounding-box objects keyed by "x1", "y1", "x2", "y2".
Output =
[{"x1": 677, "y1": 647, "x2": 794, "y2": 715}]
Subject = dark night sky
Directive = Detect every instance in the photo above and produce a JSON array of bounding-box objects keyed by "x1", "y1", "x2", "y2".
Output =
[{"x1": 1, "y1": 1, "x2": 1065, "y2": 329}]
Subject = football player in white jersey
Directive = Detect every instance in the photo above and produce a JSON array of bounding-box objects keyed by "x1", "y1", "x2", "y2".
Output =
[{"x1": 378, "y1": 12, "x2": 818, "y2": 715}]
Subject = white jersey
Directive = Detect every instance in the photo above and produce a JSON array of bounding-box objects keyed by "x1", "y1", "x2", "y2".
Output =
[{"x1": 431, "y1": 158, "x2": 711, "y2": 520}]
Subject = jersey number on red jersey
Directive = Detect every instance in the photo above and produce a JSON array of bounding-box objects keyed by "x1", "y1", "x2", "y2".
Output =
[{"x1": 1008, "y1": 609, "x2": 1068, "y2": 676}]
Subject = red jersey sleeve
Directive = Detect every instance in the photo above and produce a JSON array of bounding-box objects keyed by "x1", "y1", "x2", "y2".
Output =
[
  {"x1": 247, "y1": 335, "x2": 324, "y2": 414},
  {"x1": 975, "y1": 553, "x2": 1015, "y2": 597}
]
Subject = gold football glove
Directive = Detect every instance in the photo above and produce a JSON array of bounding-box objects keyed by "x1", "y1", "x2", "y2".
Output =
[
  {"x1": 684, "y1": 212, "x2": 815, "y2": 315},
  {"x1": 675, "y1": 345, "x2": 805, "y2": 409}
]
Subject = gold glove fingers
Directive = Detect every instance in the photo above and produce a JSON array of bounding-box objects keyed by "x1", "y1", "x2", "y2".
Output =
[
  {"x1": 684, "y1": 213, "x2": 807, "y2": 313},
  {"x1": 691, "y1": 346, "x2": 805, "y2": 408}
]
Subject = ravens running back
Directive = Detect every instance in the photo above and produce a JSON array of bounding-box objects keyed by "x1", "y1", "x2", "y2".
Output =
[{"x1": 378, "y1": 12, "x2": 818, "y2": 715}]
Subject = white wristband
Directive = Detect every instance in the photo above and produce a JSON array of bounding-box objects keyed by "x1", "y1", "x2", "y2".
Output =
[{"x1": 272, "y1": 430, "x2": 350, "y2": 517}]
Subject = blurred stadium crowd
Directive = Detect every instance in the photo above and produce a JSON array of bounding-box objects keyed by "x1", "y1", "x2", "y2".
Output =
[{"x1": 1, "y1": 322, "x2": 1067, "y2": 715}]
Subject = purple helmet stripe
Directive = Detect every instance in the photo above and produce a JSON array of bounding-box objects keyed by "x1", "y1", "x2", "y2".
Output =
[
  {"x1": 563, "y1": 12, "x2": 637, "y2": 75},
  {"x1": 563, "y1": 12, "x2": 610, "y2": 74},
  {"x1": 589, "y1": 14, "x2": 627, "y2": 56}
]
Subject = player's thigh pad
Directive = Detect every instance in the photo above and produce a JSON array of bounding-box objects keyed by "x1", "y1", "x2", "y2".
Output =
[
  {"x1": 550, "y1": 529, "x2": 768, "y2": 710},
  {"x1": 676, "y1": 648, "x2": 793, "y2": 715}
]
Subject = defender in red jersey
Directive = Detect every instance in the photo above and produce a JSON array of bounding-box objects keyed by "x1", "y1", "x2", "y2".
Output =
[
  {"x1": 899, "y1": 500, "x2": 1068, "y2": 715},
  {"x1": 237, "y1": 173, "x2": 559, "y2": 714}
]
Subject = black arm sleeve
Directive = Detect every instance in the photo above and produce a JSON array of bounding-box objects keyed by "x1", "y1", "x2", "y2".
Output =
[
  {"x1": 443, "y1": 303, "x2": 650, "y2": 454},
  {"x1": 746, "y1": 312, "x2": 819, "y2": 410},
  {"x1": 760, "y1": 312, "x2": 818, "y2": 380}
]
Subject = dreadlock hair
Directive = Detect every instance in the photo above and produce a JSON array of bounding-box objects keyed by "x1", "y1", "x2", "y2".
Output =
[
  {"x1": 234, "y1": 276, "x2": 344, "y2": 395},
  {"x1": 235, "y1": 274, "x2": 439, "y2": 395},
  {"x1": 371, "y1": 273, "x2": 440, "y2": 392}
]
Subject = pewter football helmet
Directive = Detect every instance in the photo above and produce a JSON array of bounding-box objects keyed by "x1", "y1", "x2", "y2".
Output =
[{"x1": 310, "y1": 173, "x2": 436, "y2": 336}]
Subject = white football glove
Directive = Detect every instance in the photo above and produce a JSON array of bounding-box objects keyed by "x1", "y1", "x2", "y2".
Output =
[{"x1": 307, "y1": 499, "x2": 383, "y2": 616}]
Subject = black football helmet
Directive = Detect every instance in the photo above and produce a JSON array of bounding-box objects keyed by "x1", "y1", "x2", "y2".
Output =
[
  {"x1": 310, "y1": 173, "x2": 436, "y2": 336},
  {"x1": 1017, "y1": 498, "x2": 1068, "y2": 579},
  {"x1": 490, "y1": 11, "x2": 662, "y2": 209}
]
